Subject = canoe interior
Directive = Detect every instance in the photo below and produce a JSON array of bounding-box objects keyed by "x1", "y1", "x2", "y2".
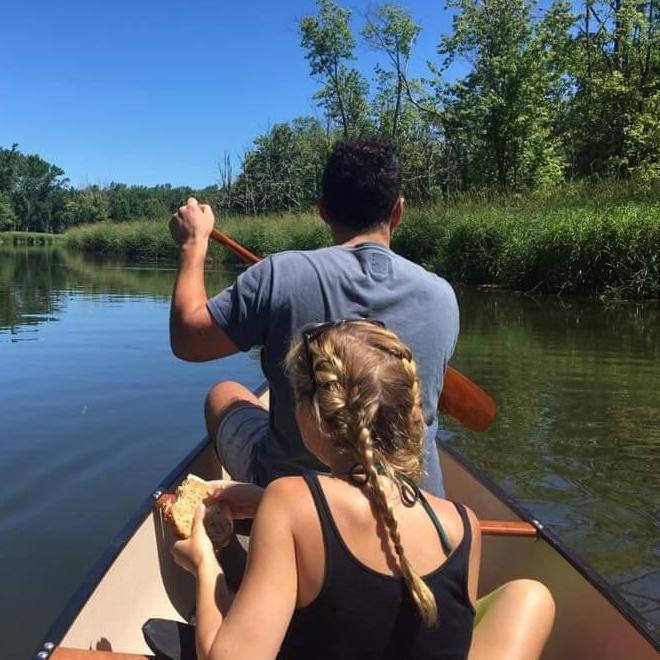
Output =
[
  {"x1": 37, "y1": 390, "x2": 658, "y2": 659},
  {"x1": 55, "y1": 441, "x2": 222, "y2": 656},
  {"x1": 440, "y1": 447, "x2": 658, "y2": 660}
]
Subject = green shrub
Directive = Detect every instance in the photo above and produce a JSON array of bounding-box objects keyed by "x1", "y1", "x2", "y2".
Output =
[{"x1": 392, "y1": 208, "x2": 446, "y2": 267}]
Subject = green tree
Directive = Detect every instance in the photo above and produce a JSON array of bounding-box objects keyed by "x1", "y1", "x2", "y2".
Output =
[
  {"x1": 0, "y1": 191, "x2": 16, "y2": 230},
  {"x1": 362, "y1": 5, "x2": 446, "y2": 202},
  {"x1": 226, "y1": 118, "x2": 329, "y2": 214},
  {"x1": 300, "y1": 0, "x2": 370, "y2": 136},
  {"x1": 0, "y1": 144, "x2": 21, "y2": 196},
  {"x1": 363, "y1": 4, "x2": 422, "y2": 141},
  {"x1": 568, "y1": 0, "x2": 660, "y2": 178},
  {"x1": 62, "y1": 186, "x2": 109, "y2": 226},
  {"x1": 108, "y1": 183, "x2": 132, "y2": 221},
  {"x1": 12, "y1": 154, "x2": 68, "y2": 231},
  {"x1": 437, "y1": 0, "x2": 572, "y2": 190}
]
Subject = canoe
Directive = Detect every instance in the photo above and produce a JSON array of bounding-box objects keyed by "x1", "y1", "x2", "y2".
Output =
[{"x1": 35, "y1": 385, "x2": 658, "y2": 660}]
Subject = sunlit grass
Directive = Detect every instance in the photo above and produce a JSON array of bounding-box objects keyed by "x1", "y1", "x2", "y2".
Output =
[
  {"x1": 64, "y1": 181, "x2": 660, "y2": 299},
  {"x1": 0, "y1": 231, "x2": 61, "y2": 245}
]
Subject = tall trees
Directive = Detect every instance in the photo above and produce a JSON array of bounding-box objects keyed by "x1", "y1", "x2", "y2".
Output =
[
  {"x1": 568, "y1": 0, "x2": 660, "y2": 177},
  {"x1": 0, "y1": 146, "x2": 69, "y2": 232},
  {"x1": 437, "y1": 0, "x2": 573, "y2": 190},
  {"x1": 219, "y1": 118, "x2": 329, "y2": 214},
  {"x1": 0, "y1": 146, "x2": 20, "y2": 230},
  {"x1": 362, "y1": 5, "x2": 447, "y2": 200},
  {"x1": 362, "y1": 4, "x2": 422, "y2": 141},
  {"x1": 297, "y1": 0, "x2": 577, "y2": 197},
  {"x1": 0, "y1": 192, "x2": 16, "y2": 231},
  {"x1": 300, "y1": 0, "x2": 370, "y2": 137},
  {"x1": 219, "y1": 0, "x2": 657, "y2": 213}
]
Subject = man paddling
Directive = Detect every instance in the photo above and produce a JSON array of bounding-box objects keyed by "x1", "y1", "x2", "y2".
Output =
[{"x1": 169, "y1": 139, "x2": 459, "y2": 496}]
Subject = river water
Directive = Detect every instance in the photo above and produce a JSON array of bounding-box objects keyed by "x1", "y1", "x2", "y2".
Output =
[{"x1": 1, "y1": 246, "x2": 658, "y2": 657}]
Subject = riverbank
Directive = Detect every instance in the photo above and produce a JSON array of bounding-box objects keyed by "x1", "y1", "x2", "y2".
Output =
[
  {"x1": 63, "y1": 182, "x2": 660, "y2": 299},
  {"x1": 0, "y1": 231, "x2": 60, "y2": 246}
]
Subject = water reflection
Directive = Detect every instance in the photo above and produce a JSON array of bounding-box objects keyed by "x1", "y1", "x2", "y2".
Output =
[
  {"x1": 1, "y1": 247, "x2": 658, "y2": 648},
  {"x1": 449, "y1": 288, "x2": 660, "y2": 635},
  {"x1": 0, "y1": 247, "x2": 63, "y2": 337},
  {"x1": 0, "y1": 246, "x2": 236, "y2": 339}
]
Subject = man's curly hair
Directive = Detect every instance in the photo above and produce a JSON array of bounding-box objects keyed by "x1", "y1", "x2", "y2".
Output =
[{"x1": 321, "y1": 138, "x2": 402, "y2": 230}]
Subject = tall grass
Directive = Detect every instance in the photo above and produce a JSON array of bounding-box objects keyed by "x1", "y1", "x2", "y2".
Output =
[
  {"x1": 0, "y1": 231, "x2": 60, "y2": 245},
  {"x1": 64, "y1": 181, "x2": 660, "y2": 299},
  {"x1": 416, "y1": 202, "x2": 660, "y2": 299},
  {"x1": 63, "y1": 214, "x2": 331, "y2": 263}
]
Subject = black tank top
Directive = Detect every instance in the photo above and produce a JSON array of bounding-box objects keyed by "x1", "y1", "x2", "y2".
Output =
[{"x1": 278, "y1": 473, "x2": 475, "y2": 660}]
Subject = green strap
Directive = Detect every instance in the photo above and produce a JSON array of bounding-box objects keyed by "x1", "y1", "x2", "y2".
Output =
[
  {"x1": 398, "y1": 474, "x2": 453, "y2": 556},
  {"x1": 351, "y1": 465, "x2": 453, "y2": 556}
]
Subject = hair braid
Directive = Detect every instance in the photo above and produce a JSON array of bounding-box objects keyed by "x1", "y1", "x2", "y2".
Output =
[
  {"x1": 398, "y1": 355, "x2": 427, "y2": 478},
  {"x1": 285, "y1": 321, "x2": 438, "y2": 626},
  {"x1": 355, "y1": 423, "x2": 438, "y2": 627}
]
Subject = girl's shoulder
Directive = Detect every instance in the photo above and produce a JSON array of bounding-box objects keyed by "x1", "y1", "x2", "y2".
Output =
[
  {"x1": 261, "y1": 475, "x2": 320, "y2": 524},
  {"x1": 264, "y1": 473, "x2": 362, "y2": 514},
  {"x1": 261, "y1": 475, "x2": 314, "y2": 510},
  {"x1": 264, "y1": 474, "x2": 309, "y2": 496}
]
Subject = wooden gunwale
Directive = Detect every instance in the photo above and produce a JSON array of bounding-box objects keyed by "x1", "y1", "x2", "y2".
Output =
[
  {"x1": 479, "y1": 520, "x2": 537, "y2": 536},
  {"x1": 51, "y1": 651, "x2": 151, "y2": 660}
]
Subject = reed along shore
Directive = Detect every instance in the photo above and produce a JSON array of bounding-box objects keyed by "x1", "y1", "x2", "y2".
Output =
[
  {"x1": 62, "y1": 182, "x2": 660, "y2": 300},
  {"x1": 0, "y1": 231, "x2": 61, "y2": 246}
]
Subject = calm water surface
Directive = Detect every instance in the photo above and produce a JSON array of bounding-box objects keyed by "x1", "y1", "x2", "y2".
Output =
[{"x1": 1, "y1": 247, "x2": 658, "y2": 657}]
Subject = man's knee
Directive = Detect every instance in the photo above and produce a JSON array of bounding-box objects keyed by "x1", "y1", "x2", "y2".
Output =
[{"x1": 205, "y1": 381, "x2": 262, "y2": 439}]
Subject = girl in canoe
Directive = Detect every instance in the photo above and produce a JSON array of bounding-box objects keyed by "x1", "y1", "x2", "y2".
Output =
[{"x1": 172, "y1": 320, "x2": 554, "y2": 659}]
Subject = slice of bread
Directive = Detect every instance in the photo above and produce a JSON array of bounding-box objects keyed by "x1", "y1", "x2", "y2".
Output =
[{"x1": 157, "y1": 474, "x2": 233, "y2": 549}]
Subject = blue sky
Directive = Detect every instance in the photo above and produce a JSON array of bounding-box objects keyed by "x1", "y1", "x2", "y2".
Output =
[{"x1": 2, "y1": 0, "x2": 455, "y2": 188}]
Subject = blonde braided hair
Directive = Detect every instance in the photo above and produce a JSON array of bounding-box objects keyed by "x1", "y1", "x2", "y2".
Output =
[{"x1": 285, "y1": 321, "x2": 437, "y2": 626}]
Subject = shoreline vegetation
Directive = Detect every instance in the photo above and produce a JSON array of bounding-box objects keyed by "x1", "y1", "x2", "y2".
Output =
[
  {"x1": 0, "y1": 231, "x2": 60, "y2": 246},
  {"x1": 62, "y1": 182, "x2": 660, "y2": 300},
  {"x1": 2, "y1": 0, "x2": 657, "y2": 301},
  {"x1": 2, "y1": 0, "x2": 658, "y2": 235}
]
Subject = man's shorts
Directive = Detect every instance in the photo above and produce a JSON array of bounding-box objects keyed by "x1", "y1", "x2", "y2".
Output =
[{"x1": 214, "y1": 403, "x2": 269, "y2": 485}]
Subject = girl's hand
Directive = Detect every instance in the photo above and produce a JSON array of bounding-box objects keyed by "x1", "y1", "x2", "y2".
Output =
[
  {"x1": 206, "y1": 480, "x2": 264, "y2": 519},
  {"x1": 171, "y1": 504, "x2": 219, "y2": 575}
]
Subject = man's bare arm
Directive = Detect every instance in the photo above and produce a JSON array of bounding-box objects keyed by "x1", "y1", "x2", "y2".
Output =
[{"x1": 169, "y1": 198, "x2": 238, "y2": 362}]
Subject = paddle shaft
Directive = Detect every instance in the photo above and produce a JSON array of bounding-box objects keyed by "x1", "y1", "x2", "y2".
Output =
[
  {"x1": 211, "y1": 228, "x2": 260, "y2": 265},
  {"x1": 208, "y1": 228, "x2": 495, "y2": 431}
]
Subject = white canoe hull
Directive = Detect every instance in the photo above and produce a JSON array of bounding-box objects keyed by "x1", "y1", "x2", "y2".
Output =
[{"x1": 37, "y1": 389, "x2": 659, "y2": 659}]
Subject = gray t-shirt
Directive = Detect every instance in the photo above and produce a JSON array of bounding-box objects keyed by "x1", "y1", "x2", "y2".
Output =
[{"x1": 207, "y1": 242, "x2": 459, "y2": 493}]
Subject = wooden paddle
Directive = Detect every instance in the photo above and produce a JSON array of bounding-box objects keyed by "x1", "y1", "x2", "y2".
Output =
[
  {"x1": 209, "y1": 227, "x2": 496, "y2": 432},
  {"x1": 211, "y1": 228, "x2": 260, "y2": 265},
  {"x1": 440, "y1": 366, "x2": 495, "y2": 432}
]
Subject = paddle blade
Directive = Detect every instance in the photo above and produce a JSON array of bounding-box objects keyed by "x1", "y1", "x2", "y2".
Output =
[{"x1": 439, "y1": 366, "x2": 496, "y2": 432}]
